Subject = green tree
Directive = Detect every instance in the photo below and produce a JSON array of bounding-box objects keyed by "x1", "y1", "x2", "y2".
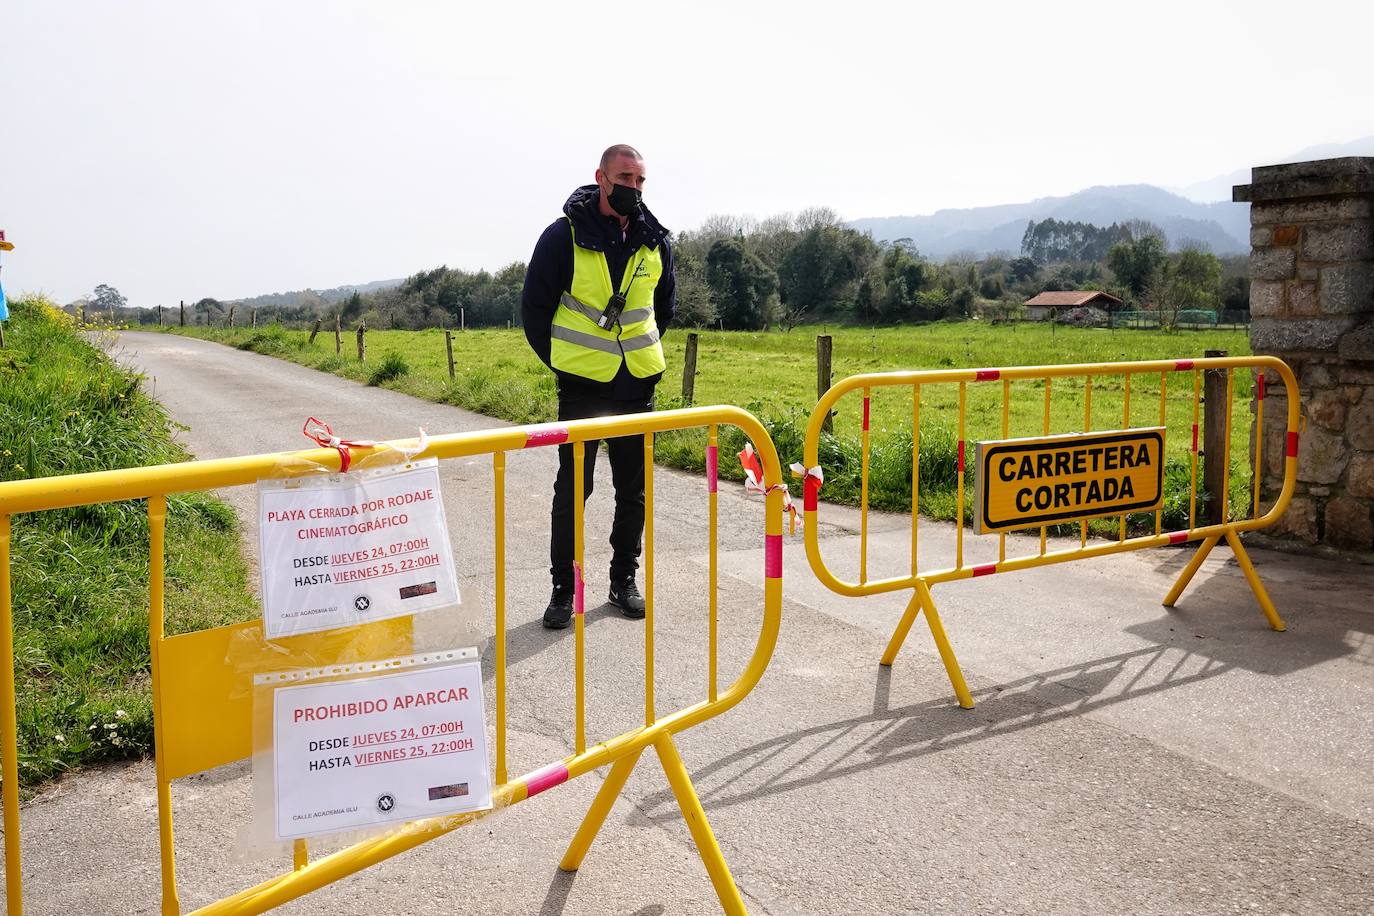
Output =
[
  {"x1": 1107, "y1": 235, "x2": 1168, "y2": 298},
  {"x1": 672, "y1": 249, "x2": 717, "y2": 327},
  {"x1": 777, "y1": 225, "x2": 870, "y2": 321},
  {"x1": 92, "y1": 284, "x2": 127, "y2": 320},
  {"x1": 705, "y1": 238, "x2": 778, "y2": 330}
]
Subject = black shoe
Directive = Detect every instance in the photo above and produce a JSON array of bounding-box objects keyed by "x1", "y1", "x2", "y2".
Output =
[
  {"x1": 543, "y1": 584, "x2": 574, "y2": 629},
  {"x1": 608, "y1": 577, "x2": 646, "y2": 619}
]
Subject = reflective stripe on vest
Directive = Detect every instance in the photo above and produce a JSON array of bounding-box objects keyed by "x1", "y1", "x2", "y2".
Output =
[
  {"x1": 551, "y1": 322, "x2": 661, "y2": 354},
  {"x1": 559, "y1": 292, "x2": 654, "y2": 328},
  {"x1": 550, "y1": 223, "x2": 667, "y2": 383}
]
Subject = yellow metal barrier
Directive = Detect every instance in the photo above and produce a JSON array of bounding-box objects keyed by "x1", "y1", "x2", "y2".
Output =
[
  {"x1": 802, "y1": 356, "x2": 1300, "y2": 709},
  {"x1": 0, "y1": 406, "x2": 785, "y2": 914}
]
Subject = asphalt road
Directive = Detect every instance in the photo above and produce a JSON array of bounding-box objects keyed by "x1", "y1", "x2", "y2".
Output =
[{"x1": 12, "y1": 331, "x2": 1374, "y2": 915}]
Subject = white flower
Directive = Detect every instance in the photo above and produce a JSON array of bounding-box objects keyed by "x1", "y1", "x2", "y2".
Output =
[{"x1": 114, "y1": 709, "x2": 127, "y2": 719}]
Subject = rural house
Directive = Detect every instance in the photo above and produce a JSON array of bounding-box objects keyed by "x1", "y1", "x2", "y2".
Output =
[{"x1": 1022, "y1": 290, "x2": 1124, "y2": 321}]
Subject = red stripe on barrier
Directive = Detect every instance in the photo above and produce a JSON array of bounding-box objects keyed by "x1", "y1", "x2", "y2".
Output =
[
  {"x1": 765, "y1": 534, "x2": 783, "y2": 579},
  {"x1": 1191, "y1": 424, "x2": 1198, "y2": 453},
  {"x1": 972, "y1": 563, "x2": 997, "y2": 577},
  {"x1": 1286, "y1": 431, "x2": 1299, "y2": 457},
  {"x1": 574, "y1": 562, "x2": 584, "y2": 616},
  {"x1": 524, "y1": 425, "x2": 569, "y2": 448},
  {"x1": 975, "y1": 369, "x2": 1000, "y2": 381},
  {"x1": 804, "y1": 475, "x2": 821, "y2": 512},
  {"x1": 1168, "y1": 531, "x2": 1189, "y2": 545},
  {"x1": 706, "y1": 445, "x2": 718, "y2": 493},
  {"x1": 1257, "y1": 374, "x2": 1266, "y2": 400},
  {"x1": 1175, "y1": 359, "x2": 1194, "y2": 371},
  {"x1": 958, "y1": 440, "x2": 965, "y2": 472},
  {"x1": 524, "y1": 762, "x2": 569, "y2": 798},
  {"x1": 863, "y1": 397, "x2": 870, "y2": 431}
]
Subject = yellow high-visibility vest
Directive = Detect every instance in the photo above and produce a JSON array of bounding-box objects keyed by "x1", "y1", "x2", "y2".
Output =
[{"x1": 550, "y1": 223, "x2": 666, "y2": 383}]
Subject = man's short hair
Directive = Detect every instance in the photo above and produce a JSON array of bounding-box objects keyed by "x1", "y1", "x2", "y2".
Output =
[{"x1": 600, "y1": 144, "x2": 643, "y2": 173}]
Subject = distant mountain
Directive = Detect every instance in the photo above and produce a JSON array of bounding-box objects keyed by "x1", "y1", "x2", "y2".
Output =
[
  {"x1": 850, "y1": 184, "x2": 1248, "y2": 260},
  {"x1": 226, "y1": 278, "x2": 402, "y2": 309},
  {"x1": 1174, "y1": 134, "x2": 1374, "y2": 202}
]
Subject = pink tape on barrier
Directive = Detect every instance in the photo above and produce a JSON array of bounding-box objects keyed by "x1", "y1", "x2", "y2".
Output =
[
  {"x1": 1175, "y1": 359, "x2": 1194, "y2": 371},
  {"x1": 1191, "y1": 424, "x2": 1198, "y2": 453},
  {"x1": 765, "y1": 534, "x2": 783, "y2": 579},
  {"x1": 1286, "y1": 431, "x2": 1299, "y2": 457},
  {"x1": 862, "y1": 397, "x2": 870, "y2": 431},
  {"x1": 1257, "y1": 373, "x2": 1266, "y2": 400},
  {"x1": 1168, "y1": 531, "x2": 1189, "y2": 545},
  {"x1": 574, "y1": 562, "x2": 584, "y2": 615},
  {"x1": 804, "y1": 474, "x2": 821, "y2": 512},
  {"x1": 523, "y1": 762, "x2": 569, "y2": 798},
  {"x1": 972, "y1": 563, "x2": 996, "y2": 577},
  {"x1": 524, "y1": 425, "x2": 569, "y2": 448},
  {"x1": 957, "y1": 440, "x2": 965, "y2": 472},
  {"x1": 706, "y1": 445, "x2": 718, "y2": 492},
  {"x1": 975, "y1": 369, "x2": 1000, "y2": 382}
]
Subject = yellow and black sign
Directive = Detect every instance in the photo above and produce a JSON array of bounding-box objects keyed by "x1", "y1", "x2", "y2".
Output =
[{"x1": 975, "y1": 428, "x2": 1165, "y2": 534}]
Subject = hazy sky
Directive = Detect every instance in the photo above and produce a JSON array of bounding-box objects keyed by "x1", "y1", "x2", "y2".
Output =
[{"x1": 4, "y1": 0, "x2": 1372, "y2": 307}]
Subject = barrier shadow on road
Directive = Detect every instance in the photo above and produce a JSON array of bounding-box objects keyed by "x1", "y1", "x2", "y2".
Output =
[
  {"x1": 624, "y1": 601, "x2": 1359, "y2": 825},
  {"x1": 537, "y1": 867, "x2": 667, "y2": 916}
]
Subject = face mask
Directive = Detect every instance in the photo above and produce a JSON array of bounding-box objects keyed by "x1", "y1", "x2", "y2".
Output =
[{"x1": 606, "y1": 181, "x2": 643, "y2": 217}]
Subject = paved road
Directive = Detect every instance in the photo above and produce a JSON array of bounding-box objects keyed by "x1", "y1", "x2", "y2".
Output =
[{"x1": 14, "y1": 331, "x2": 1374, "y2": 915}]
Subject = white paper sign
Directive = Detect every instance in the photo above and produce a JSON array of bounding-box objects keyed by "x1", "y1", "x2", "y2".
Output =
[
  {"x1": 258, "y1": 459, "x2": 460, "y2": 639},
  {"x1": 270, "y1": 652, "x2": 492, "y2": 840}
]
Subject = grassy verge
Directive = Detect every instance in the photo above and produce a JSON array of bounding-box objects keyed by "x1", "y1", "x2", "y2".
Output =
[
  {"x1": 2, "y1": 297, "x2": 258, "y2": 785},
  {"x1": 168, "y1": 322, "x2": 1256, "y2": 533}
]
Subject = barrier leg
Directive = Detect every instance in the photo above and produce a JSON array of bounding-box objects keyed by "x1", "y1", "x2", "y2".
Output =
[
  {"x1": 558, "y1": 748, "x2": 644, "y2": 872},
  {"x1": 1162, "y1": 534, "x2": 1220, "y2": 607},
  {"x1": 653, "y1": 734, "x2": 747, "y2": 915},
  {"x1": 878, "y1": 592, "x2": 922, "y2": 667},
  {"x1": 1224, "y1": 529, "x2": 1287, "y2": 632},
  {"x1": 916, "y1": 581, "x2": 974, "y2": 710}
]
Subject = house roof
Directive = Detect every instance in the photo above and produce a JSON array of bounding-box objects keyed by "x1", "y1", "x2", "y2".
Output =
[{"x1": 1023, "y1": 290, "x2": 1124, "y2": 307}]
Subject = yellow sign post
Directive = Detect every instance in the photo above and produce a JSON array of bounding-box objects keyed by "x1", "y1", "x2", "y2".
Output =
[{"x1": 974, "y1": 428, "x2": 1165, "y2": 534}]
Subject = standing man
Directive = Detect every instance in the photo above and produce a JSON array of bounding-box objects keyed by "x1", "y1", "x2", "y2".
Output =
[{"x1": 522, "y1": 144, "x2": 675, "y2": 629}]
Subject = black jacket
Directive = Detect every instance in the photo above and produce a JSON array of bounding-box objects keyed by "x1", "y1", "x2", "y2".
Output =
[{"x1": 521, "y1": 185, "x2": 675, "y2": 401}]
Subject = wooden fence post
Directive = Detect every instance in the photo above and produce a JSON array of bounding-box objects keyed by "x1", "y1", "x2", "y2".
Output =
[
  {"x1": 179, "y1": 300, "x2": 185, "y2": 327},
  {"x1": 445, "y1": 330, "x2": 456, "y2": 379},
  {"x1": 335, "y1": 315, "x2": 342, "y2": 355},
  {"x1": 460, "y1": 307, "x2": 465, "y2": 332},
  {"x1": 81, "y1": 305, "x2": 87, "y2": 325},
  {"x1": 1202, "y1": 349, "x2": 1228, "y2": 525},
  {"x1": 227, "y1": 305, "x2": 235, "y2": 328},
  {"x1": 251, "y1": 308, "x2": 257, "y2": 329},
  {"x1": 356, "y1": 322, "x2": 366, "y2": 361},
  {"x1": 308, "y1": 317, "x2": 322, "y2": 345},
  {"x1": 817, "y1": 334, "x2": 834, "y2": 434},
  {"x1": 681, "y1": 331, "x2": 699, "y2": 406},
  {"x1": 157, "y1": 305, "x2": 163, "y2": 327}
]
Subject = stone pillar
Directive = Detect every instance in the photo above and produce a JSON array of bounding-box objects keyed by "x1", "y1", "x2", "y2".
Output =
[{"x1": 1235, "y1": 157, "x2": 1374, "y2": 556}]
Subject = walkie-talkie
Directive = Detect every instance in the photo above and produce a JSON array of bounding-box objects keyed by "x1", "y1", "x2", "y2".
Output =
[
  {"x1": 598, "y1": 293, "x2": 626, "y2": 330},
  {"x1": 597, "y1": 258, "x2": 645, "y2": 330}
]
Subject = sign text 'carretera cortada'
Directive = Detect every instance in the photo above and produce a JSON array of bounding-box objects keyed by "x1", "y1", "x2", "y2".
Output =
[{"x1": 975, "y1": 428, "x2": 1165, "y2": 534}]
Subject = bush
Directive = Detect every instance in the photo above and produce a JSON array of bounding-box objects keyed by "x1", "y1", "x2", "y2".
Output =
[{"x1": 367, "y1": 352, "x2": 409, "y2": 386}]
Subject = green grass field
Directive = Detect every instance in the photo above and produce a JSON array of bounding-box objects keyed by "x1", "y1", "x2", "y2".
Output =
[
  {"x1": 171, "y1": 320, "x2": 1257, "y2": 533},
  {"x1": 2, "y1": 298, "x2": 258, "y2": 784}
]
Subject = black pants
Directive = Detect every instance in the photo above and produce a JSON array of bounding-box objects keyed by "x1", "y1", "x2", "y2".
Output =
[{"x1": 550, "y1": 390, "x2": 655, "y2": 588}]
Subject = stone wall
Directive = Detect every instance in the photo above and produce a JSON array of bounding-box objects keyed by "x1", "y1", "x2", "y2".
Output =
[{"x1": 1235, "y1": 158, "x2": 1374, "y2": 558}]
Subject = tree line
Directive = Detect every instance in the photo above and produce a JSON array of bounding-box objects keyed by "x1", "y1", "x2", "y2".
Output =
[{"x1": 73, "y1": 211, "x2": 1249, "y2": 332}]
